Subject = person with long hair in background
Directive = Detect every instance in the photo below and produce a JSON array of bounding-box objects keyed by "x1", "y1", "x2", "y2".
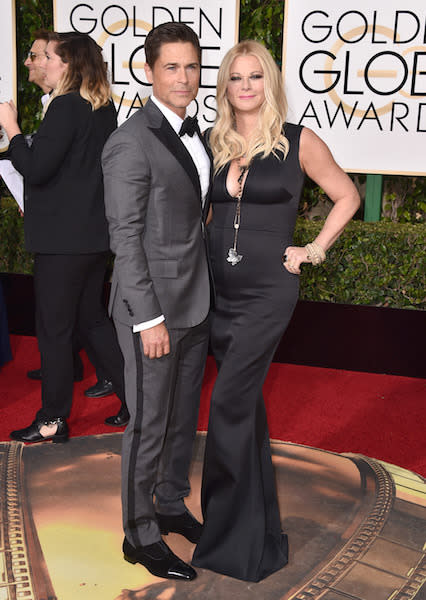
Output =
[
  {"x1": 0, "y1": 32, "x2": 126, "y2": 443},
  {"x1": 192, "y1": 40, "x2": 360, "y2": 582}
]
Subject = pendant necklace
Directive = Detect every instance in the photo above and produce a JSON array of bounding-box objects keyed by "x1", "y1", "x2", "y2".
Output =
[{"x1": 227, "y1": 158, "x2": 248, "y2": 266}]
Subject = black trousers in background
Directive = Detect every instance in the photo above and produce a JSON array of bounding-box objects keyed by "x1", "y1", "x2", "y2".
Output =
[{"x1": 34, "y1": 252, "x2": 125, "y2": 419}]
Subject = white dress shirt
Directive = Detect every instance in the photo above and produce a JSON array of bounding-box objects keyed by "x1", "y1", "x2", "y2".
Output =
[{"x1": 133, "y1": 96, "x2": 210, "y2": 333}]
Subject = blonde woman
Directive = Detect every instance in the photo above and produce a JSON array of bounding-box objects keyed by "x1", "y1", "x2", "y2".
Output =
[
  {"x1": 192, "y1": 40, "x2": 360, "y2": 581},
  {"x1": 0, "y1": 33, "x2": 126, "y2": 443}
]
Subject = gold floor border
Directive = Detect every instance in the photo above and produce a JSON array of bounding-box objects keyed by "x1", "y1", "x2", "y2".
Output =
[
  {"x1": 287, "y1": 456, "x2": 398, "y2": 599},
  {"x1": 0, "y1": 441, "x2": 56, "y2": 600}
]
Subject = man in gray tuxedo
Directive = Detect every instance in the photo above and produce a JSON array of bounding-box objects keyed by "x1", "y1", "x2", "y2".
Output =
[{"x1": 102, "y1": 22, "x2": 211, "y2": 581}]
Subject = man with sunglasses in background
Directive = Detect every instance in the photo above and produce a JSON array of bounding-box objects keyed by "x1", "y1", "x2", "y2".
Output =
[{"x1": 24, "y1": 30, "x2": 51, "y2": 106}]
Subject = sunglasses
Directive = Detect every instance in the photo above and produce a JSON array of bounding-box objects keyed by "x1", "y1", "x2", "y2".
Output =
[{"x1": 27, "y1": 51, "x2": 44, "y2": 61}]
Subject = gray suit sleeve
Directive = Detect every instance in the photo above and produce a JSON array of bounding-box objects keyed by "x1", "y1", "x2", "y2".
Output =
[{"x1": 102, "y1": 127, "x2": 162, "y2": 324}]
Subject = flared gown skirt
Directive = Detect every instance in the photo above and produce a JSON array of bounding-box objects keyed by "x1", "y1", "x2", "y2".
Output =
[{"x1": 192, "y1": 201, "x2": 299, "y2": 581}]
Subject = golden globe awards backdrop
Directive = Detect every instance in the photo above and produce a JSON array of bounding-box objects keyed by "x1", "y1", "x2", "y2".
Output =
[
  {"x1": 53, "y1": 1, "x2": 240, "y2": 127},
  {"x1": 282, "y1": 2, "x2": 426, "y2": 175},
  {"x1": 0, "y1": 0, "x2": 17, "y2": 152}
]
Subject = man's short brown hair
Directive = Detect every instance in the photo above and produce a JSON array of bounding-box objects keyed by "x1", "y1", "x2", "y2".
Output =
[
  {"x1": 31, "y1": 29, "x2": 50, "y2": 43},
  {"x1": 144, "y1": 22, "x2": 201, "y2": 68}
]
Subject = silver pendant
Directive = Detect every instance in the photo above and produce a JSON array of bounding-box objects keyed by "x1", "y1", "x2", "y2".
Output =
[{"x1": 227, "y1": 247, "x2": 243, "y2": 266}]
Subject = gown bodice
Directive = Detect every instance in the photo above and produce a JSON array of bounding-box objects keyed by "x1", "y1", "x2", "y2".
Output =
[
  {"x1": 210, "y1": 122, "x2": 305, "y2": 206},
  {"x1": 209, "y1": 123, "x2": 305, "y2": 242}
]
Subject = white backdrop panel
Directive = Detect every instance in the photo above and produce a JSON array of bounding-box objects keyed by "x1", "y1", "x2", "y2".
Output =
[
  {"x1": 54, "y1": 1, "x2": 240, "y2": 128},
  {"x1": 0, "y1": 0, "x2": 17, "y2": 152},
  {"x1": 282, "y1": 1, "x2": 426, "y2": 175}
]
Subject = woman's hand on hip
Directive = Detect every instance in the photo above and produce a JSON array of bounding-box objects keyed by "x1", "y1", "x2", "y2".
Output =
[{"x1": 282, "y1": 246, "x2": 309, "y2": 275}]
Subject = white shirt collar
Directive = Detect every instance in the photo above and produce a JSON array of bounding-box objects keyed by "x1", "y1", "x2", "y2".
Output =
[
  {"x1": 151, "y1": 95, "x2": 186, "y2": 135},
  {"x1": 41, "y1": 93, "x2": 50, "y2": 107},
  {"x1": 150, "y1": 96, "x2": 209, "y2": 208}
]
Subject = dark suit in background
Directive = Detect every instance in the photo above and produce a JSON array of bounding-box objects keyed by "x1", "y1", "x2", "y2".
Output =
[
  {"x1": 9, "y1": 92, "x2": 125, "y2": 420},
  {"x1": 102, "y1": 98, "x2": 211, "y2": 547}
]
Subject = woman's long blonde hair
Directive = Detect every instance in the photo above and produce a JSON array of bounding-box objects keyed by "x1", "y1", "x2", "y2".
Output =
[
  {"x1": 45, "y1": 32, "x2": 111, "y2": 111},
  {"x1": 210, "y1": 40, "x2": 289, "y2": 173}
]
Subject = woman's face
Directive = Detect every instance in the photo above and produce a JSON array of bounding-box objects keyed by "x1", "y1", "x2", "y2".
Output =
[
  {"x1": 44, "y1": 42, "x2": 68, "y2": 90},
  {"x1": 226, "y1": 54, "x2": 266, "y2": 116}
]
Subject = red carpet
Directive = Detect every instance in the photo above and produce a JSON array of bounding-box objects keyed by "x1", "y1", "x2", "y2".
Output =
[{"x1": 1, "y1": 335, "x2": 425, "y2": 476}]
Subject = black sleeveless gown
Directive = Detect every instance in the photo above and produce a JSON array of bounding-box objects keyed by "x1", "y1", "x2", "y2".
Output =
[{"x1": 192, "y1": 123, "x2": 305, "y2": 581}]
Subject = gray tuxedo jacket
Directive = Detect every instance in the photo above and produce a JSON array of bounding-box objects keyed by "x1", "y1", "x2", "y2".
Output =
[{"x1": 102, "y1": 99, "x2": 211, "y2": 330}]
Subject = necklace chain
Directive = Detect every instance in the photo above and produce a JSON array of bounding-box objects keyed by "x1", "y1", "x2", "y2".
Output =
[{"x1": 227, "y1": 158, "x2": 248, "y2": 266}]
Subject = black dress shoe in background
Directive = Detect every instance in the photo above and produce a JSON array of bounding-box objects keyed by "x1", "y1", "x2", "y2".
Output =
[
  {"x1": 123, "y1": 537, "x2": 196, "y2": 581},
  {"x1": 84, "y1": 379, "x2": 114, "y2": 398},
  {"x1": 27, "y1": 368, "x2": 43, "y2": 380},
  {"x1": 155, "y1": 510, "x2": 203, "y2": 543},
  {"x1": 104, "y1": 405, "x2": 130, "y2": 427},
  {"x1": 27, "y1": 367, "x2": 84, "y2": 382},
  {"x1": 10, "y1": 417, "x2": 69, "y2": 444}
]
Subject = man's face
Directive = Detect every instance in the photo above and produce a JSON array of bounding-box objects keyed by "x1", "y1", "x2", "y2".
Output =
[
  {"x1": 144, "y1": 42, "x2": 200, "y2": 119},
  {"x1": 24, "y1": 38, "x2": 48, "y2": 91}
]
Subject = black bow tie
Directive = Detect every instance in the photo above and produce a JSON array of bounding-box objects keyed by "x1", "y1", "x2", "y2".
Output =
[{"x1": 179, "y1": 116, "x2": 199, "y2": 137}]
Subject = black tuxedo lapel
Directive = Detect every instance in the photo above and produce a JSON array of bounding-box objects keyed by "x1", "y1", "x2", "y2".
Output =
[
  {"x1": 199, "y1": 128, "x2": 213, "y2": 163},
  {"x1": 145, "y1": 100, "x2": 201, "y2": 200},
  {"x1": 199, "y1": 127, "x2": 214, "y2": 221}
]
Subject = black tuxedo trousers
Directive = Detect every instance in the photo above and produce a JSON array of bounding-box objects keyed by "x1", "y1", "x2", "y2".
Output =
[{"x1": 34, "y1": 252, "x2": 125, "y2": 419}]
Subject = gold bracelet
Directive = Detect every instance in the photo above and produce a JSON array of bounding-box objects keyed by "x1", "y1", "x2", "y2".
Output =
[{"x1": 305, "y1": 241, "x2": 326, "y2": 265}]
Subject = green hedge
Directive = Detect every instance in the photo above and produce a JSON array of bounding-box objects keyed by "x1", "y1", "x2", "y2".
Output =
[
  {"x1": 1, "y1": 196, "x2": 424, "y2": 310},
  {"x1": 294, "y1": 220, "x2": 425, "y2": 310},
  {"x1": 0, "y1": 198, "x2": 33, "y2": 273}
]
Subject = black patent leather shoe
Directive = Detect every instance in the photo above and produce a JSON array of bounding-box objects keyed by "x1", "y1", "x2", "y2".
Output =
[
  {"x1": 27, "y1": 367, "x2": 84, "y2": 382},
  {"x1": 27, "y1": 368, "x2": 43, "y2": 380},
  {"x1": 123, "y1": 537, "x2": 197, "y2": 581},
  {"x1": 10, "y1": 417, "x2": 69, "y2": 444},
  {"x1": 156, "y1": 511, "x2": 203, "y2": 543},
  {"x1": 84, "y1": 379, "x2": 114, "y2": 398},
  {"x1": 104, "y1": 405, "x2": 130, "y2": 427}
]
